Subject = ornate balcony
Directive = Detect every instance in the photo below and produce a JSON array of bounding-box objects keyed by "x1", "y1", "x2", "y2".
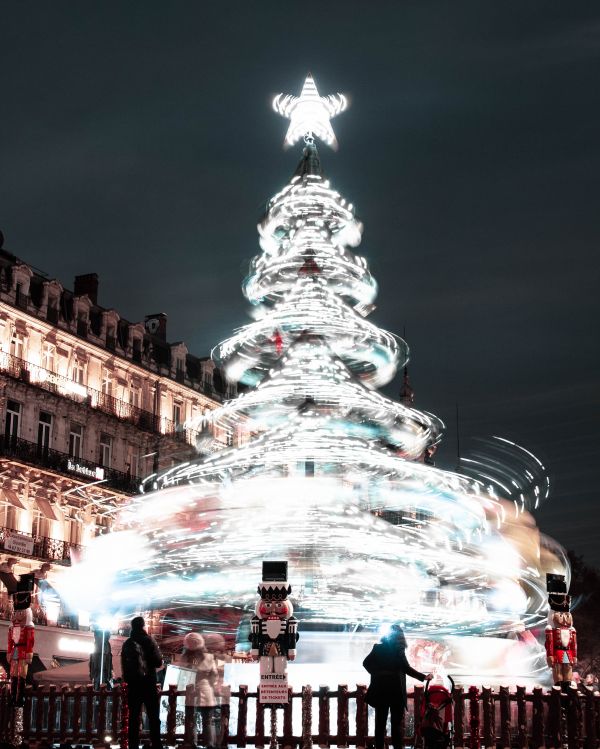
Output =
[
  {"x1": 0, "y1": 525, "x2": 83, "y2": 566},
  {"x1": 0, "y1": 351, "x2": 197, "y2": 444},
  {"x1": 0, "y1": 433, "x2": 140, "y2": 494}
]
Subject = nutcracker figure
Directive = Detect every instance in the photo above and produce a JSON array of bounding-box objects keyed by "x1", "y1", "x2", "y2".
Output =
[
  {"x1": 249, "y1": 561, "x2": 298, "y2": 678},
  {"x1": 8, "y1": 574, "x2": 35, "y2": 706},
  {"x1": 545, "y1": 573, "x2": 577, "y2": 690}
]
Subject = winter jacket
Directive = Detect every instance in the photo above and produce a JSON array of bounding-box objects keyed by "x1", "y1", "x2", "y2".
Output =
[
  {"x1": 363, "y1": 641, "x2": 426, "y2": 709},
  {"x1": 175, "y1": 651, "x2": 219, "y2": 707},
  {"x1": 121, "y1": 630, "x2": 162, "y2": 686}
]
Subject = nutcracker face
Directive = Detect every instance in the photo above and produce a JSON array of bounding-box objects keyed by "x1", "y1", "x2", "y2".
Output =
[
  {"x1": 256, "y1": 598, "x2": 293, "y2": 619},
  {"x1": 552, "y1": 611, "x2": 572, "y2": 627},
  {"x1": 12, "y1": 608, "x2": 31, "y2": 627}
]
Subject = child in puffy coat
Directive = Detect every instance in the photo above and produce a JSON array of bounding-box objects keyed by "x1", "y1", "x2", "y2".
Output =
[{"x1": 175, "y1": 632, "x2": 219, "y2": 749}]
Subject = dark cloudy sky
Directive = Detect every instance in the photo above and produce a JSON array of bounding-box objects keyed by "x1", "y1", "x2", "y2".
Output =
[{"x1": 1, "y1": 3, "x2": 599, "y2": 563}]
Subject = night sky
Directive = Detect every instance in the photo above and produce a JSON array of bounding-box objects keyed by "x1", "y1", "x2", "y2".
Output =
[{"x1": 1, "y1": 3, "x2": 599, "y2": 563}]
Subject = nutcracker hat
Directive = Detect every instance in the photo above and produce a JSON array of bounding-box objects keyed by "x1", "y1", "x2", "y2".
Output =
[
  {"x1": 258, "y1": 560, "x2": 291, "y2": 601},
  {"x1": 546, "y1": 573, "x2": 567, "y2": 594},
  {"x1": 13, "y1": 573, "x2": 34, "y2": 611},
  {"x1": 546, "y1": 573, "x2": 571, "y2": 612}
]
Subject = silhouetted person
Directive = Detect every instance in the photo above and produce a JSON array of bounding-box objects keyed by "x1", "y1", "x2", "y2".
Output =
[
  {"x1": 363, "y1": 624, "x2": 432, "y2": 749},
  {"x1": 121, "y1": 616, "x2": 163, "y2": 749},
  {"x1": 90, "y1": 628, "x2": 113, "y2": 689}
]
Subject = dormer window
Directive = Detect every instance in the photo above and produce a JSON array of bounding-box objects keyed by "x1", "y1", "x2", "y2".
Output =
[
  {"x1": 47, "y1": 295, "x2": 59, "y2": 324},
  {"x1": 106, "y1": 326, "x2": 116, "y2": 351},
  {"x1": 132, "y1": 337, "x2": 142, "y2": 363},
  {"x1": 77, "y1": 312, "x2": 88, "y2": 338}
]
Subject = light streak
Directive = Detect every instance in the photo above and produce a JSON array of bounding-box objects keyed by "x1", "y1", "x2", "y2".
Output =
[{"x1": 57, "y1": 77, "x2": 568, "y2": 685}]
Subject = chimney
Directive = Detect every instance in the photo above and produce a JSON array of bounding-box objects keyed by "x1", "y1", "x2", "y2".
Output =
[
  {"x1": 144, "y1": 313, "x2": 167, "y2": 341},
  {"x1": 74, "y1": 273, "x2": 99, "y2": 305}
]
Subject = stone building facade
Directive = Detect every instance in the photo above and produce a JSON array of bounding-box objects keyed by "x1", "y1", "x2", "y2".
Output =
[{"x1": 0, "y1": 235, "x2": 233, "y2": 657}]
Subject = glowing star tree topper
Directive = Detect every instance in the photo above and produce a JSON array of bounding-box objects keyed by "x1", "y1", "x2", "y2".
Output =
[{"x1": 273, "y1": 72, "x2": 347, "y2": 149}]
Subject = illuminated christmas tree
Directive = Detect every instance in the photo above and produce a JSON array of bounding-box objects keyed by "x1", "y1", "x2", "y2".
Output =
[{"x1": 62, "y1": 75, "x2": 566, "y2": 685}]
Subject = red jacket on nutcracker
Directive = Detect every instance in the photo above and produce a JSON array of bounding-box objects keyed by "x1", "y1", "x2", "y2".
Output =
[
  {"x1": 8, "y1": 613, "x2": 35, "y2": 666},
  {"x1": 545, "y1": 571, "x2": 577, "y2": 690},
  {"x1": 545, "y1": 610, "x2": 577, "y2": 667},
  {"x1": 8, "y1": 572, "x2": 36, "y2": 707}
]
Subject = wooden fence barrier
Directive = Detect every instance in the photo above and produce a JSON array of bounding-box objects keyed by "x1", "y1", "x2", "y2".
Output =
[{"x1": 0, "y1": 682, "x2": 599, "y2": 748}]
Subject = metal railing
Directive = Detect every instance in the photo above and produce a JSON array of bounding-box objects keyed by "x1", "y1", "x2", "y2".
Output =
[
  {"x1": 0, "y1": 433, "x2": 140, "y2": 494},
  {"x1": 1, "y1": 682, "x2": 599, "y2": 749},
  {"x1": 0, "y1": 525, "x2": 82, "y2": 565},
  {"x1": 0, "y1": 351, "x2": 197, "y2": 444}
]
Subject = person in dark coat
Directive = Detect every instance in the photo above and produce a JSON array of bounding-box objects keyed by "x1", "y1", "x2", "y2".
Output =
[
  {"x1": 89, "y1": 628, "x2": 113, "y2": 689},
  {"x1": 121, "y1": 616, "x2": 163, "y2": 749},
  {"x1": 363, "y1": 624, "x2": 432, "y2": 749}
]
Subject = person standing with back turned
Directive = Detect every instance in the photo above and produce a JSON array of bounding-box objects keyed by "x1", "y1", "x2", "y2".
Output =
[
  {"x1": 363, "y1": 624, "x2": 432, "y2": 749},
  {"x1": 121, "y1": 616, "x2": 163, "y2": 749}
]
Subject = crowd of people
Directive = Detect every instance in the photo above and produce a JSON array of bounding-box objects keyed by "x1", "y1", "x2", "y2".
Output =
[{"x1": 112, "y1": 617, "x2": 428, "y2": 749}]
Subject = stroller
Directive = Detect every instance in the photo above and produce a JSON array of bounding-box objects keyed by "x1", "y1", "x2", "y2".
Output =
[{"x1": 420, "y1": 675, "x2": 455, "y2": 749}]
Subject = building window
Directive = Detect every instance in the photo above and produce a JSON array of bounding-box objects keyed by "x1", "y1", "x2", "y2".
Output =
[
  {"x1": 37, "y1": 411, "x2": 52, "y2": 453},
  {"x1": 41, "y1": 343, "x2": 56, "y2": 372},
  {"x1": 172, "y1": 402, "x2": 182, "y2": 426},
  {"x1": 95, "y1": 514, "x2": 110, "y2": 537},
  {"x1": 106, "y1": 327, "x2": 116, "y2": 351},
  {"x1": 99, "y1": 433, "x2": 112, "y2": 468},
  {"x1": 101, "y1": 368, "x2": 112, "y2": 395},
  {"x1": 68, "y1": 517, "x2": 82, "y2": 546},
  {"x1": 129, "y1": 386, "x2": 141, "y2": 409},
  {"x1": 71, "y1": 359, "x2": 85, "y2": 384},
  {"x1": 10, "y1": 332, "x2": 24, "y2": 359},
  {"x1": 32, "y1": 509, "x2": 50, "y2": 540},
  {"x1": 132, "y1": 337, "x2": 142, "y2": 362},
  {"x1": 5, "y1": 400, "x2": 21, "y2": 442},
  {"x1": 47, "y1": 296, "x2": 59, "y2": 323},
  {"x1": 69, "y1": 424, "x2": 83, "y2": 459},
  {"x1": 0, "y1": 503, "x2": 17, "y2": 531},
  {"x1": 126, "y1": 444, "x2": 140, "y2": 478},
  {"x1": 225, "y1": 429, "x2": 234, "y2": 447}
]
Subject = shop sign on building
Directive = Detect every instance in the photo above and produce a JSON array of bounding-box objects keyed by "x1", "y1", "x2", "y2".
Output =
[
  {"x1": 5, "y1": 530, "x2": 35, "y2": 556},
  {"x1": 67, "y1": 459, "x2": 105, "y2": 481}
]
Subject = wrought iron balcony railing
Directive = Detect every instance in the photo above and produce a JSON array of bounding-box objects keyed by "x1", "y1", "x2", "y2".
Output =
[
  {"x1": 0, "y1": 433, "x2": 140, "y2": 494},
  {"x1": 0, "y1": 524, "x2": 83, "y2": 565},
  {"x1": 0, "y1": 351, "x2": 198, "y2": 444}
]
